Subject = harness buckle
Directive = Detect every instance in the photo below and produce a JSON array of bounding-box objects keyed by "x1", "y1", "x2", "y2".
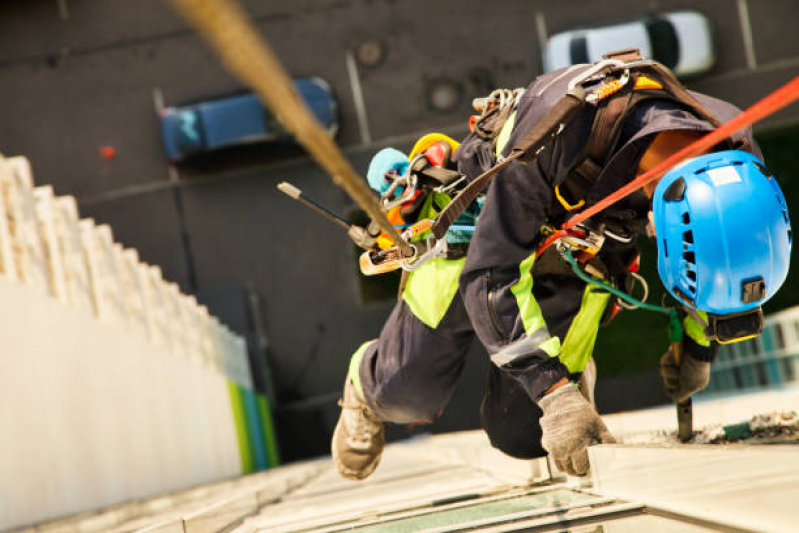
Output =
[{"x1": 567, "y1": 59, "x2": 656, "y2": 93}]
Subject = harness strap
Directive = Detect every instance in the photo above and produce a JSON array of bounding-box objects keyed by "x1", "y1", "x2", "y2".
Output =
[
  {"x1": 603, "y1": 47, "x2": 643, "y2": 63},
  {"x1": 431, "y1": 89, "x2": 586, "y2": 240},
  {"x1": 434, "y1": 56, "x2": 726, "y2": 241},
  {"x1": 557, "y1": 63, "x2": 724, "y2": 210},
  {"x1": 559, "y1": 87, "x2": 635, "y2": 207}
]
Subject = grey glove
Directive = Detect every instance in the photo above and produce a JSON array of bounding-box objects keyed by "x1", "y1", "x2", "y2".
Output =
[
  {"x1": 539, "y1": 384, "x2": 616, "y2": 476},
  {"x1": 660, "y1": 347, "x2": 710, "y2": 404}
]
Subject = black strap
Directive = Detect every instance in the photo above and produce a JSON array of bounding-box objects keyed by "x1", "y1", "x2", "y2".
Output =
[
  {"x1": 558, "y1": 64, "x2": 723, "y2": 208},
  {"x1": 432, "y1": 90, "x2": 586, "y2": 239},
  {"x1": 433, "y1": 60, "x2": 724, "y2": 241}
]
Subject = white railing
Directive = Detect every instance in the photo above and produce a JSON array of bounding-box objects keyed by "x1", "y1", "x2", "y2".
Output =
[
  {"x1": 0, "y1": 154, "x2": 252, "y2": 388},
  {"x1": 0, "y1": 152, "x2": 259, "y2": 530}
]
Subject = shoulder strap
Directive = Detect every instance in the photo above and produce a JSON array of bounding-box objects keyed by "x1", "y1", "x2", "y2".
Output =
[
  {"x1": 433, "y1": 57, "x2": 723, "y2": 240},
  {"x1": 431, "y1": 90, "x2": 586, "y2": 239},
  {"x1": 557, "y1": 63, "x2": 723, "y2": 211}
]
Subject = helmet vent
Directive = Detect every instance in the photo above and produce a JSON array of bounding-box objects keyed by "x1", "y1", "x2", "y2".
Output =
[
  {"x1": 686, "y1": 270, "x2": 697, "y2": 283},
  {"x1": 741, "y1": 277, "x2": 766, "y2": 304},
  {"x1": 663, "y1": 177, "x2": 686, "y2": 201},
  {"x1": 672, "y1": 286, "x2": 696, "y2": 307},
  {"x1": 682, "y1": 212, "x2": 691, "y2": 224},
  {"x1": 682, "y1": 230, "x2": 694, "y2": 244},
  {"x1": 683, "y1": 251, "x2": 696, "y2": 264},
  {"x1": 754, "y1": 161, "x2": 772, "y2": 177}
]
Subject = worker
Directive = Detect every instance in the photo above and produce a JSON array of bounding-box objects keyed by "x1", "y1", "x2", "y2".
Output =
[
  {"x1": 333, "y1": 52, "x2": 791, "y2": 480},
  {"x1": 332, "y1": 132, "x2": 555, "y2": 480},
  {"x1": 456, "y1": 53, "x2": 791, "y2": 476}
]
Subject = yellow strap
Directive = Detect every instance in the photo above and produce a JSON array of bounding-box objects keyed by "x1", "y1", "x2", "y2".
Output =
[{"x1": 554, "y1": 185, "x2": 585, "y2": 211}]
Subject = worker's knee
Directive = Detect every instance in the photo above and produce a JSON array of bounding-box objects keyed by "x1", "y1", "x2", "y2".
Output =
[
  {"x1": 482, "y1": 408, "x2": 547, "y2": 459},
  {"x1": 370, "y1": 374, "x2": 454, "y2": 424}
]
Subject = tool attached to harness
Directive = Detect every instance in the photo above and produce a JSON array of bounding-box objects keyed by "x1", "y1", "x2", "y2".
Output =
[
  {"x1": 537, "y1": 221, "x2": 647, "y2": 325},
  {"x1": 356, "y1": 135, "x2": 481, "y2": 275}
]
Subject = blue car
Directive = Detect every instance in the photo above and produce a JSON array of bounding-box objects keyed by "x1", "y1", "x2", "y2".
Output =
[{"x1": 160, "y1": 77, "x2": 338, "y2": 163}]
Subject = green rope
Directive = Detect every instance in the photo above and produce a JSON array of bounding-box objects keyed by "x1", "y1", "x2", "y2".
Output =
[{"x1": 562, "y1": 248, "x2": 683, "y2": 343}]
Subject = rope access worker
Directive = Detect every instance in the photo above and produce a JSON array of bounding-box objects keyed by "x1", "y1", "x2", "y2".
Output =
[
  {"x1": 331, "y1": 133, "x2": 500, "y2": 480},
  {"x1": 332, "y1": 49, "x2": 792, "y2": 479}
]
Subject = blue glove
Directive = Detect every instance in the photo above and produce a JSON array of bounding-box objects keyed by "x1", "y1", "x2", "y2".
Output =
[{"x1": 367, "y1": 148, "x2": 409, "y2": 197}]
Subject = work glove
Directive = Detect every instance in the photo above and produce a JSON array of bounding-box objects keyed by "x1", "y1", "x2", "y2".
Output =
[
  {"x1": 660, "y1": 347, "x2": 711, "y2": 404},
  {"x1": 539, "y1": 384, "x2": 616, "y2": 476}
]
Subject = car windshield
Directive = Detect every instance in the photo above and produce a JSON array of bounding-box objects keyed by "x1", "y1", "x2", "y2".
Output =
[
  {"x1": 173, "y1": 109, "x2": 205, "y2": 153},
  {"x1": 646, "y1": 17, "x2": 679, "y2": 69}
]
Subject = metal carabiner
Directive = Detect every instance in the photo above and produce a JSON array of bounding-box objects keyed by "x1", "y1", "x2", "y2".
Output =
[
  {"x1": 617, "y1": 271, "x2": 650, "y2": 309},
  {"x1": 567, "y1": 59, "x2": 626, "y2": 91},
  {"x1": 400, "y1": 236, "x2": 448, "y2": 272},
  {"x1": 381, "y1": 171, "x2": 418, "y2": 210}
]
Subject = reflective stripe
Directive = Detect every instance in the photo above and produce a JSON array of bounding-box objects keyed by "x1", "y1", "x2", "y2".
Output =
[
  {"x1": 348, "y1": 340, "x2": 376, "y2": 400},
  {"x1": 402, "y1": 257, "x2": 466, "y2": 329},
  {"x1": 684, "y1": 310, "x2": 711, "y2": 347},
  {"x1": 503, "y1": 251, "x2": 563, "y2": 363},
  {"x1": 510, "y1": 252, "x2": 547, "y2": 336},
  {"x1": 559, "y1": 286, "x2": 611, "y2": 373},
  {"x1": 491, "y1": 328, "x2": 551, "y2": 366},
  {"x1": 495, "y1": 109, "x2": 517, "y2": 157},
  {"x1": 540, "y1": 336, "x2": 562, "y2": 358}
]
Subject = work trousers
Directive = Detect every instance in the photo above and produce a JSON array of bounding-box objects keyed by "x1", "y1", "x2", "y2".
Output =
[{"x1": 350, "y1": 258, "x2": 594, "y2": 459}]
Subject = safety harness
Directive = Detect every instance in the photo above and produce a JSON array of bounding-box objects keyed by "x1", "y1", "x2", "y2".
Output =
[
  {"x1": 434, "y1": 49, "x2": 724, "y2": 240},
  {"x1": 361, "y1": 51, "x2": 761, "y2": 339},
  {"x1": 433, "y1": 50, "x2": 729, "y2": 332}
]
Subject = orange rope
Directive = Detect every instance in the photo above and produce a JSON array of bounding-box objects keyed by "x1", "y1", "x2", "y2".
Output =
[{"x1": 563, "y1": 75, "x2": 799, "y2": 231}]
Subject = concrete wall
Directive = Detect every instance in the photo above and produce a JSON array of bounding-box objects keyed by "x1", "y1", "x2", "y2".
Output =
[{"x1": 0, "y1": 276, "x2": 238, "y2": 530}]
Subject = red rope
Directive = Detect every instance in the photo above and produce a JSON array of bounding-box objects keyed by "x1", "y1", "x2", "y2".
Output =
[{"x1": 562, "y1": 75, "x2": 799, "y2": 231}]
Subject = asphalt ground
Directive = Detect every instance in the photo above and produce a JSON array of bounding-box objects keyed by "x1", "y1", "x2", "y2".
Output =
[{"x1": 1, "y1": 0, "x2": 798, "y2": 460}]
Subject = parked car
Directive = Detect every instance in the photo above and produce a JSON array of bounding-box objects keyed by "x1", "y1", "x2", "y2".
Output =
[
  {"x1": 543, "y1": 11, "x2": 714, "y2": 78},
  {"x1": 160, "y1": 77, "x2": 338, "y2": 163}
]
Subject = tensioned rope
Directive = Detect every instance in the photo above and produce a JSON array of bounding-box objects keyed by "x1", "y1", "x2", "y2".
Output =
[{"x1": 165, "y1": 0, "x2": 413, "y2": 257}]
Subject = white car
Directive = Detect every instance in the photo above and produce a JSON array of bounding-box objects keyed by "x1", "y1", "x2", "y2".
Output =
[{"x1": 544, "y1": 11, "x2": 715, "y2": 77}]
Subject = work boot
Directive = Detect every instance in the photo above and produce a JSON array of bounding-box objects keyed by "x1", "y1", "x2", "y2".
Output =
[{"x1": 332, "y1": 379, "x2": 385, "y2": 480}]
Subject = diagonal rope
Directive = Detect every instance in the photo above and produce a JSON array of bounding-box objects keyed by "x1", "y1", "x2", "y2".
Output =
[{"x1": 164, "y1": 0, "x2": 413, "y2": 256}]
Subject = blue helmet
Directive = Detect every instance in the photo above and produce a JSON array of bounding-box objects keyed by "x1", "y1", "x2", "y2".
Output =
[{"x1": 653, "y1": 150, "x2": 792, "y2": 315}]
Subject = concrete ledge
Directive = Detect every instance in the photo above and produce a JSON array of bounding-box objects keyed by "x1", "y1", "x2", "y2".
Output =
[
  {"x1": 589, "y1": 444, "x2": 799, "y2": 533},
  {"x1": 396, "y1": 431, "x2": 554, "y2": 486},
  {"x1": 602, "y1": 384, "x2": 799, "y2": 442}
]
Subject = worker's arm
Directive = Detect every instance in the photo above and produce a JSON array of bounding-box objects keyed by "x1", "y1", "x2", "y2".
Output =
[
  {"x1": 458, "y1": 156, "x2": 579, "y2": 401},
  {"x1": 660, "y1": 311, "x2": 717, "y2": 403}
]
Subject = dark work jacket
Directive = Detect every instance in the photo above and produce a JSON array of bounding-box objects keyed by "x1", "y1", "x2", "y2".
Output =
[{"x1": 455, "y1": 65, "x2": 761, "y2": 400}]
